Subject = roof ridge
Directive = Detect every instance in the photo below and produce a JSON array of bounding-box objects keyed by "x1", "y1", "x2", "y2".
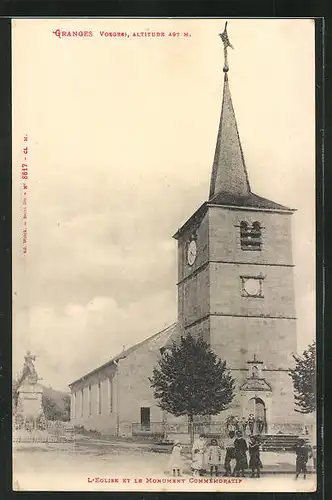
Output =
[{"x1": 69, "y1": 322, "x2": 177, "y2": 387}]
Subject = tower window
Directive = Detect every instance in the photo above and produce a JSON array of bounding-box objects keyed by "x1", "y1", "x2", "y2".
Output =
[{"x1": 240, "y1": 221, "x2": 262, "y2": 251}]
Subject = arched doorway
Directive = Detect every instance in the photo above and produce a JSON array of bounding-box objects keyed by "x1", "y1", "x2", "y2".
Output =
[{"x1": 248, "y1": 397, "x2": 267, "y2": 434}]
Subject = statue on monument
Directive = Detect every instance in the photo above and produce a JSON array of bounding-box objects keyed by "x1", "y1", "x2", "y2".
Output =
[
  {"x1": 13, "y1": 351, "x2": 44, "y2": 424},
  {"x1": 23, "y1": 351, "x2": 39, "y2": 384},
  {"x1": 14, "y1": 351, "x2": 39, "y2": 397}
]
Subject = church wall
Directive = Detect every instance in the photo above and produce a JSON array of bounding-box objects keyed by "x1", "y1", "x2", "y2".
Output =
[
  {"x1": 209, "y1": 369, "x2": 299, "y2": 431},
  {"x1": 177, "y1": 212, "x2": 209, "y2": 283},
  {"x1": 177, "y1": 212, "x2": 210, "y2": 328},
  {"x1": 208, "y1": 206, "x2": 294, "y2": 266},
  {"x1": 69, "y1": 365, "x2": 118, "y2": 434},
  {"x1": 209, "y1": 262, "x2": 296, "y2": 319},
  {"x1": 184, "y1": 316, "x2": 210, "y2": 344},
  {"x1": 182, "y1": 266, "x2": 210, "y2": 327},
  {"x1": 209, "y1": 315, "x2": 297, "y2": 369},
  {"x1": 117, "y1": 342, "x2": 164, "y2": 436},
  {"x1": 263, "y1": 370, "x2": 299, "y2": 425}
]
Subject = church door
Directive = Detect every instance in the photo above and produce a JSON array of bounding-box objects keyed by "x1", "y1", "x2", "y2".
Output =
[
  {"x1": 140, "y1": 407, "x2": 150, "y2": 431},
  {"x1": 248, "y1": 397, "x2": 267, "y2": 434}
]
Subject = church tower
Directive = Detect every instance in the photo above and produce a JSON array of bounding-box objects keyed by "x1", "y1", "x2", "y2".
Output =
[{"x1": 173, "y1": 25, "x2": 300, "y2": 433}]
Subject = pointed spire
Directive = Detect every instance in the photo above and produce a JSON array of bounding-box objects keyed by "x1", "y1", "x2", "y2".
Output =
[{"x1": 209, "y1": 27, "x2": 251, "y2": 201}]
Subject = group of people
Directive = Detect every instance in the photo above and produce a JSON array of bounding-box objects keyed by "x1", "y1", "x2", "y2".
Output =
[
  {"x1": 168, "y1": 432, "x2": 316, "y2": 479},
  {"x1": 227, "y1": 414, "x2": 265, "y2": 436},
  {"x1": 169, "y1": 431, "x2": 262, "y2": 478}
]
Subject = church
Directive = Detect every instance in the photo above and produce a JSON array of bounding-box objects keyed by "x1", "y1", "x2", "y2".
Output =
[{"x1": 69, "y1": 29, "x2": 304, "y2": 441}]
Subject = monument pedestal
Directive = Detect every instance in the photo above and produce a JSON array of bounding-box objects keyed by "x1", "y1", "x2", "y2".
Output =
[{"x1": 17, "y1": 383, "x2": 43, "y2": 418}]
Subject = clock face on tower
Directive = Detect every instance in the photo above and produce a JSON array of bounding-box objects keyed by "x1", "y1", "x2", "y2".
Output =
[{"x1": 187, "y1": 240, "x2": 197, "y2": 266}]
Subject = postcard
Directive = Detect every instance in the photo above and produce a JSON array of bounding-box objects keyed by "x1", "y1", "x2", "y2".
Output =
[{"x1": 12, "y1": 18, "x2": 316, "y2": 492}]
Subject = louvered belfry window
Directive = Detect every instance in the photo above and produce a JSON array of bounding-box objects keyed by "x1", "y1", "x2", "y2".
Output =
[{"x1": 240, "y1": 221, "x2": 262, "y2": 250}]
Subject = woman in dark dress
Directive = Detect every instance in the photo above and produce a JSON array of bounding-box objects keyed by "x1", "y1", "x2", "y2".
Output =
[
  {"x1": 233, "y1": 430, "x2": 248, "y2": 477},
  {"x1": 249, "y1": 435, "x2": 263, "y2": 477}
]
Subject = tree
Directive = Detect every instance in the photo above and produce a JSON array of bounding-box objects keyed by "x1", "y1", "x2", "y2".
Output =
[
  {"x1": 149, "y1": 334, "x2": 235, "y2": 443},
  {"x1": 289, "y1": 342, "x2": 316, "y2": 413},
  {"x1": 42, "y1": 394, "x2": 64, "y2": 421},
  {"x1": 62, "y1": 395, "x2": 71, "y2": 422}
]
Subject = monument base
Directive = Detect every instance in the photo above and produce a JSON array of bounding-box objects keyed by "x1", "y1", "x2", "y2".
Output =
[{"x1": 17, "y1": 383, "x2": 43, "y2": 418}]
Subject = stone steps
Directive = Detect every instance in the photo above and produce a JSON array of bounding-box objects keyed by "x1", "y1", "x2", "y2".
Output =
[{"x1": 260, "y1": 434, "x2": 308, "y2": 452}]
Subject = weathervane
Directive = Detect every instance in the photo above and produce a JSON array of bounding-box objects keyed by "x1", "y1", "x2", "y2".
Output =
[{"x1": 219, "y1": 22, "x2": 234, "y2": 73}]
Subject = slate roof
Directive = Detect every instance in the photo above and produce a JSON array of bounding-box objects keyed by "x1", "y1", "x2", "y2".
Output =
[
  {"x1": 209, "y1": 73, "x2": 251, "y2": 200},
  {"x1": 209, "y1": 190, "x2": 293, "y2": 211},
  {"x1": 173, "y1": 191, "x2": 294, "y2": 239}
]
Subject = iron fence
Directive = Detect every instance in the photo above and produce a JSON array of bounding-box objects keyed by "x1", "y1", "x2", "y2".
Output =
[
  {"x1": 13, "y1": 414, "x2": 75, "y2": 443},
  {"x1": 132, "y1": 420, "x2": 312, "y2": 439}
]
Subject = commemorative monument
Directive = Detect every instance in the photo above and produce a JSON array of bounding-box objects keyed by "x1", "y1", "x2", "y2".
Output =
[{"x1": 13, "y1": 351, "x2": 43, "y2": 420}]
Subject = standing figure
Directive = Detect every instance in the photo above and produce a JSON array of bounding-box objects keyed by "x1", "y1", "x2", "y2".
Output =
[
  {"x1": 249, "y1": 435, "x2": 263, "y2": 478},
  {"x1": 241, "y1": 417, "x2": 247, "y2": 436},
  {"x1": 234, "y1": 430, "x2": 248, "y2": 477},
  {"x1": 224, "y1": 430, "x2": 236, "y2": 477},
  {"x1": 192, "y1": 434, "x2": 206, "y2": 476},
  {"x1": 248, "y1": 414, "x2": 255, "y2": 435},
  {"x1": 295, "y1": 438, "x2": 309, "y2": 479},
  {"x1": 234, "y1": 416, "x2": 240, "y2": 431},
  {"x1": 256, "y1": 417, "x2": 264, "y2": 434},
  {"x1": 227, "y1": 417, "x2": 236, "y2": 434},
  {"x1": 168, "y1": 441, "x2": 184, "y2": 477},
  {"x1": 206, "y1": 439, "x2": 222, "y2": 476},
  {"x1": 192, "y1": 448, "x2": 204, "y2": 477},
  {"x1": 311, "y1": 444, "x2": 317, "y2": 471}
]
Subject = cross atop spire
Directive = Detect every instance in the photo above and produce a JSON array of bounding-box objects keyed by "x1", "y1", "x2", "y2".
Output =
[
  {"x1": 219, "y1": 22, "x2": 234, "y2": 73},
  {"x1": 208, "y1": 25, "x2": 294, "y2": 211}
]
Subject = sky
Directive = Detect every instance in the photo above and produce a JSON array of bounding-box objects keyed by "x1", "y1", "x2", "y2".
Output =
[{"x1": 12, "y1": 18, "x2": 315, "y2": 392}]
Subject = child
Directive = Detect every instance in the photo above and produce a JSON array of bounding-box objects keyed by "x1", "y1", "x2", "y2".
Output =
[
  {"x1": 191, "y1": 434, "x2": 206, "y2": 476},
  {"x1": 295, "y1": 438, "x2": 309, "y2": 479},
  {"x1": 234, "y1": 430, "x2": 248, "y2": 478},
  {"x1": 224, "y1": 430, "x2": 236, "y2": 477},
  {"x1": 168, "y1": 441, "x2": 184, "y2": 477},
  {"x1": 248, "y1": 435, "x2": 263, "y2": 478},
  {"x1": 192, "y1": 448, "x2": 204, "y2": 477},
  {"x1": 206, "y1": 438, "x2": 222, "y2": 476}
]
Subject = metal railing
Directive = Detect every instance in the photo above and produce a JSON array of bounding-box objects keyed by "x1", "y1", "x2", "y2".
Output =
[
  {"x1": 132, "y1": 420, "x2": 312, "y2": 438},
  {"x1": 13, "y1": 415, "x2": 75, "y2": 443},
  {"x1": 132, "y1": 422, "x2": 165, "y2": 434}
]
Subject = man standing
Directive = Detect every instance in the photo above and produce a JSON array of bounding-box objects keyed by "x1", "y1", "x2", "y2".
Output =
[{"x1": 295, "y1": 438, "x2": 310, "y2": 479}]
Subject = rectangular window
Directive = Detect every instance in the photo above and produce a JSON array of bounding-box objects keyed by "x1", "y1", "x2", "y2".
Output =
[
  {"x1": 72, "y1": 392, "x2": 76, "y2": 418},
  {"x1": 88, "y1": 384, "x2": 92, "y2": 416},
  {"x1": 98, "y1": 381, "x2": 101, "y2": 415},
  {"x1": 81, "y1": 388, "x2": 84, "y2": 417},
  {"x1": 75, "y1": 391, "x2": 79, "y2": 418},
  {"x1": 108, "y1": 377, "x2": 113, "y2": 413}
]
